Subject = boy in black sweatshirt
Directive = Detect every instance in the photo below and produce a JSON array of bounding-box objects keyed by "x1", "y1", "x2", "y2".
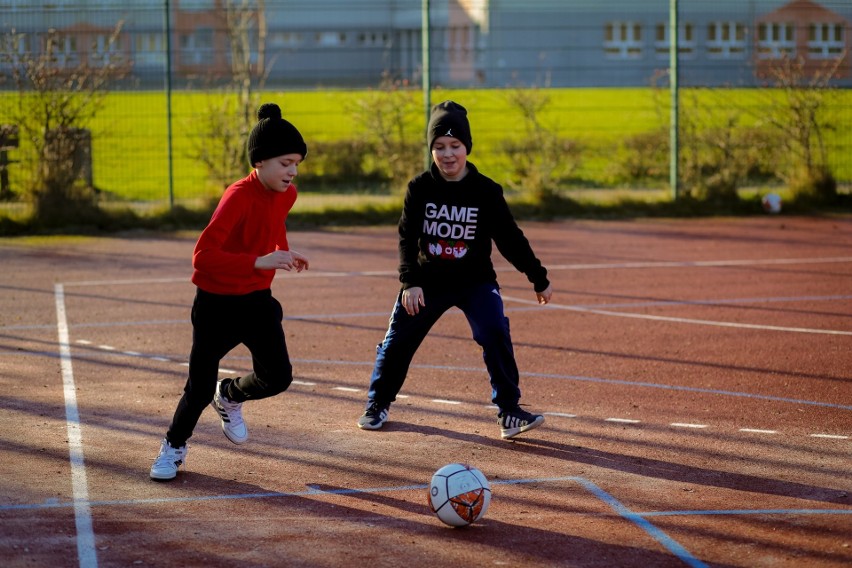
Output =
[{"x1": 357, "y1": 100, "x2": 553, "y2": 439}]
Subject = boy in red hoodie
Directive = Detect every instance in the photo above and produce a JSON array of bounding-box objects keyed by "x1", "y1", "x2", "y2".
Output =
[{"x1": 150, "y1": 103, "x2": 309, "y2": 480}]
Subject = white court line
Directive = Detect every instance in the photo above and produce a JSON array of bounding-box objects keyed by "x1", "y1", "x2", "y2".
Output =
[
  {"x1": 66, "y1": 338, "x2": 852, "y2": 441},
  {"x1": 54, "y1": 284, "x2": 97, "y2": 568},
  {"x1": 58, "y1": 256, "x2": 852, "y2": 288},
  {"x1": 502, "y1": 295, "x2": 852, "y2": 336},
  {"x1": 545, "y1": 256, "x2": 852, "y2": 271}
]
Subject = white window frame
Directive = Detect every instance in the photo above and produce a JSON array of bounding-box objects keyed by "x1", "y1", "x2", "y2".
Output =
[
  {"x1": 133, "y1": 32, "x2": 165, "y2": 66},
  {"x1": 90, "y1": 33, "x2": 121, "y2": 65},
  {"x1": 49, "y1": 33, "x2": 78, "y2": 66},
  {"x1": 654, "y1": 22, "x2": 695, "y2": 59},
  {"x1": 707, "y1": 21, "x2": 747, "y2": 59},
  {"x1": 757, "y1": 22, "x2": 795, "y2": 59},
  {"x1": 604, "y1": 21, "x2": 643, "y2": 59},
  {"x1": 808, "y1": 22, "x2": 844, "y2": 58}
]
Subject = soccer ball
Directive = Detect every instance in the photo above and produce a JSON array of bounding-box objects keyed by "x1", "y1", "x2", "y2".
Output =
[
  {"x1": 427, "y1": 463, "x2": 491, "y2": 527},
  {"x1": 761, "y1": 192, "x2": 782, "y2": 214}
]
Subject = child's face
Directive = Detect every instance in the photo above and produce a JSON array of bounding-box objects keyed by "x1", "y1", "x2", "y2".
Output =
[
  {"x1": 255, "y1": 153, "x2": 303, "y2": 192},
  {"x1": 430, "y1": 136, "x2": 468, "y2": 181}
]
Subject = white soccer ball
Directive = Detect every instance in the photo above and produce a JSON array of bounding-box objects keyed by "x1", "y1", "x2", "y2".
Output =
[
  {"x1": 427, "y1": 463, "x2": 491, "y2": 527},
  {"x1": 761, "y1": 192, "x2": 782, "y2": 214}
]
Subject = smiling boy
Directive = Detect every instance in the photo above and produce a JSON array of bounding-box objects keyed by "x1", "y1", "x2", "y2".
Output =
[{"x1": 358, "y1": 100, "x2": 553, "y2": 440}]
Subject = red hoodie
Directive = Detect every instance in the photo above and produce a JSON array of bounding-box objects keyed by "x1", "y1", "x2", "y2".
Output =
[{"x1": 191, "y1": 170, "x2": 297, "y2": 295}]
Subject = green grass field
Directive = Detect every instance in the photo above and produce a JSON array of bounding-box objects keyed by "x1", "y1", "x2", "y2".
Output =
[{"x1": 3, "y1": 87, "x2": 851, "y2": 204}]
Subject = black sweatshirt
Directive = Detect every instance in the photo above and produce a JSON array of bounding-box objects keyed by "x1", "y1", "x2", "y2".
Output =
[{"x1": 397, "y1": 162, "x2": 550, "y2": 293}]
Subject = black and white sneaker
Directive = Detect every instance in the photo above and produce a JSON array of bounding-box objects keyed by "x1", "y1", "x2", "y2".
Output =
[
  {"x1": 150, "y1": 438, "x2": 187, "y2": 481},
  {"x1": 357, "y1": 401, "x2": 389, "y2": 430},
  {"x1": 498, "y1": 408, "x2": 544, "y2": 439},
  {"x1": 211, "y1": 380, "x2": 248, "y2": 444}
]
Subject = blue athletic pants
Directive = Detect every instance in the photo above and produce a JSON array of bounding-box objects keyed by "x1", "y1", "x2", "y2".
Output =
[{"x1": 367, "y1": 281, "x2": 522, "y2": 412}]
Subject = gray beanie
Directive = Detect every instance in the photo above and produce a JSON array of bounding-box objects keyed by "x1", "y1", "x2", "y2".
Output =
[
  {"x1": 247, "y1": 103, "x2": 307, "y2": 166},
  {"x1": 427, "y1": 100, "x2": 472, "y2": 154}
]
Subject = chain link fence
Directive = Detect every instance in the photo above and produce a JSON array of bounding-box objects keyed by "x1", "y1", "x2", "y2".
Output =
[{"x1": 1, "y1": 0, "x2": 851, "y2": 211}]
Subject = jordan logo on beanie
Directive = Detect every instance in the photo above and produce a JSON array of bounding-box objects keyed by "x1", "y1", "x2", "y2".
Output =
[{"x1": 427, "y1": 100, "x2": 472, "y2": 154}]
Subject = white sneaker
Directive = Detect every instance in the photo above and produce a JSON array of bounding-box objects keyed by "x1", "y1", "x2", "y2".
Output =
[
  {"x1": 210, "y1": 380, "x2": 248, "y2": 444},
  {"x1": 150, "y1": 439, "x2": 187, "y2": 481}
]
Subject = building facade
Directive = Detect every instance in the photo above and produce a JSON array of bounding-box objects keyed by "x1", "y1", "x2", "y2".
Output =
[{"x1": 1, "y1": 0, "x2": 850, "y2": 89}]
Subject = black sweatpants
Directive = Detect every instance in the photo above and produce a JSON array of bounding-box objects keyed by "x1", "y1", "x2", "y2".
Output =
[{"x1": 165, "y1": 288, "x2": 293, "y2": 447}]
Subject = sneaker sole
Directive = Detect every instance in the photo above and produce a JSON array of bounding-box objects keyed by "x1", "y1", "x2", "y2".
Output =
[
  {"x1": 220, "y1": 424, "x2": 248, "y2": 444},
  {"x1": 150, "y1": 469, "x2": 178, "y2": 481},
  {"x1": 357, "y1": 418, "x2": 386, "y2": 430},
  {"x1": 501, "y1": 415, "x2": 545, "y2": 439}
]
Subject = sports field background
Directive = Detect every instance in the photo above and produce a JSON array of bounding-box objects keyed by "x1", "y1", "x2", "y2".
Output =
[{"x1": 4, "y1": 87, "x2": 852, "y2": 206}]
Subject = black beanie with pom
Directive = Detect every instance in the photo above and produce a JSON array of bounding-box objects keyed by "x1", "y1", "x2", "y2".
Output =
[
  {"x1": 427, "y1": 100, "x2": 472, "y2": 154},
  {"x1": 247, "y1": 103, "x2": 307, "y2": 166}
]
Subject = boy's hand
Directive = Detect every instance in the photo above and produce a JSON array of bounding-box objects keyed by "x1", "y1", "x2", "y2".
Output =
[
  {"x1": 535, "y1": 284, "x2": 553, "y2": 305},
  {"x1": 290, "y1": 250, "x2": 310, "y2": 272},
  {"x1": 402, "y1": 286, "x2": 425, "y2": 316},
  {"x1": 255, "y1": 250, "x2": 309, "y2": 272}
]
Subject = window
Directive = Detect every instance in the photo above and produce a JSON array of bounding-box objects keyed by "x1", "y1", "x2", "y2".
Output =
[
  {"x1": 808, "y1": 22, "x2": 844, "y2": 58},
  {"x1": 46, "y1": 33, "x2": 78, "y2": 66},
  {"x1": 0, "y1": 33, "x2": 31, "y2": 63},
  {"x1": 757, "y1": 22, "x2": 795, "y2": 59},
  {"x1": 134, "y1": 32, "x2": 164, "y2": 66},
  {"x1": 135, "y1": 33, "x2": 161, "y2": 53},
  {"x1": 357, "y1": 32, "x2": 389, "y2": 47},
  {"x1": 315, "y1": 32, "x2": 346, "y2": 47},
  {"x1": 604, "y1": 22, "x2": 643, "y2": 59},
  {"x1": 707, "y1": 21, "x2": 746, "y2": 58},
  {"x1": 179, "y1": 28, "x2": 213, "y2": 65},
  {"x1": 270, "y1": 32, "x2": 303, "y2": 48},
  {"x1": 654, "y1": 22, "x2": 695, "y2": 58},
  {"x1": 90, "y1": 33, "x2": 122, "y2": 65}
]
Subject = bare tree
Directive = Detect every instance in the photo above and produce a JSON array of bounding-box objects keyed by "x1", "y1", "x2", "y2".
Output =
[
  {"x1": 753, "y1": 54, "x2": 843, "y2": 201},
  {"x1": 1, "y1": 24, "x2": 129, "y2": 223},
  {"x1": 349, "y1": 73, "x2": 422, "y2": 190},
  {"x1": 500, "y1": 88, "x2": 581, "y2": 202}
]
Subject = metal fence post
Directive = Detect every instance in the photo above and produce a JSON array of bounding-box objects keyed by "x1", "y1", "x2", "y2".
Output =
[
  {"x1": 422, "y1": 0, "x2": 432, "y2": 171},
  {"x1": 164, "y1": 0, "x2": 175, "y2": 209},
  {"x1": 670, "y1": 0, "x2": 679, "y2": 201}
]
